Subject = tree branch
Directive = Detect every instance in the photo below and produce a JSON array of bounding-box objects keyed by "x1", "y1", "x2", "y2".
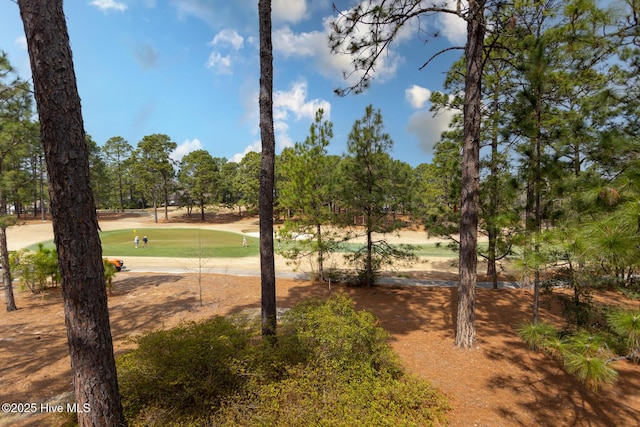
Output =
[{"x1": 419, "y1": 46, "x2": 465, "y2": 70}]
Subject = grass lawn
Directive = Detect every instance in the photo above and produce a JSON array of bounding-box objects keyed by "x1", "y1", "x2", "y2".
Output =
[
  {"x1": 28, "y1": 228, "x2": 260, "y2": 258},
  {"x1": 26, "y1": 228, "x2": 486, "y2": 259},
  {"x1": 335, "y1": 241, "x2": 486, "y2": 257}
]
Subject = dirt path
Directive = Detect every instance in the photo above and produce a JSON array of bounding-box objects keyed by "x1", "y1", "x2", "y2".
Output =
[{"x1": 1, "y1": 212, "x2": 639, "y2": 426}]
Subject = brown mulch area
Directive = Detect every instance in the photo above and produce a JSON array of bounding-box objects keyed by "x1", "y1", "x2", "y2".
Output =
[{"x1": 1, "y1": 272, "x2": 639, "y2": 427}]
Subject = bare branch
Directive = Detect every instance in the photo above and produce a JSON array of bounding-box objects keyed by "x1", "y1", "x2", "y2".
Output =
[
  {"x1": 330, "y1": 1, "x2": 462, "y2": 96},
  {"x1": 419, "y1": 46, "x2": 465, "y2": 70}
]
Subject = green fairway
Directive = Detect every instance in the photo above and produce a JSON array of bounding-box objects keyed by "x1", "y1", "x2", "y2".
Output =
[
  {"x1": 336, "y1": 242, "x2": 466, "y2": 257},
  {"x1": 26, "y1": 228, "x2": 485, "y2": 259},
  {"x1": 282, "y1": 240, "x2": 485, "y2": 258},
  {"x1": 28, "y1": 228, "x2": 260, "y2": 258}
]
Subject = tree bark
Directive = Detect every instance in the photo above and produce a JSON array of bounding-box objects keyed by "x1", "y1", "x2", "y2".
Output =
[
  {"x1": 487, "y1": 82, "x2": 500, "y2": 289},
  {"x1": 456, "y1": 0, "x2": 485, "y2": 349},
  {"x1": 366, "y1": 224, "x2": 374, "y2": 287},
  {"x1": 1, "y1": 224, "x2": 17, "y2": 311},
  {"x1": 533, "y1": 108, "x2": 542, "y2": 323},
  {"x1": 18, "y1": 1, "x2": 126, "y2": 425},
  {"x1": 0, "y1": 162, "x2": 17, "y2": 311},
  {"x1": 316, "y1": 221, "x2": 324, "y2": 282},
  {"x1": 164, "y1": 178, "x2": 169, "y2": 220},
  {"x1": 258, "y1": 0, "x2": 277, "y2": 339}
]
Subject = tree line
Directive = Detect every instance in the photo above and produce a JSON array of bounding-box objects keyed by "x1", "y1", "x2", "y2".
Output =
[
  {"x1": 2, "y1": 0, "x2": 640, "y2": 424},
  {"x1": 3, "y1": 0, "x2": 640, "y2": 324}
]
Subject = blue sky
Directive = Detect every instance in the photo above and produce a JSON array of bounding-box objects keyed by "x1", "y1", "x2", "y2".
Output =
[{"x1": 0, "y1": 0, "x2": 465, "y2": 166}]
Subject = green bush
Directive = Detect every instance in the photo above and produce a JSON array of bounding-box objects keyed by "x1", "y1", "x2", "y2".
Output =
[
  {"x1": 117, "y1": 295, "x2": 449, "y2": 426},
  {"x1": 10, "y1": 245, "x2": 59, "y2": 293},
  {"x1": 213, "y1": 365, "x2": 447, "y2": 427},
  {"x1": 117, "y1": 316, "x2": 252, "y2": 421},
  {"x1": 278, "y1": 295, "x2": 402, "y2": 375}
]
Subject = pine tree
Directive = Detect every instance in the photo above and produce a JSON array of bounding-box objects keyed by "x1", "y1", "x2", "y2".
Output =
[{"x1": 18, "y1": 0, "x2": 126, "y2": 423}]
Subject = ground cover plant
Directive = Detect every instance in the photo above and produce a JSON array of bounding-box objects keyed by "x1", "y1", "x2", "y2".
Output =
[
  {"x1": 117, "y1": 295, "x2": 449, "y2": 426},
  {"x1": 517, "y1": 302, "x2": 640, "y2": 391}
]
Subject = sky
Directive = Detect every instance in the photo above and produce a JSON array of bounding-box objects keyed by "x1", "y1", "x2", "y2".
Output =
[{"x1": 0, "y1": 0, "x2": 465, "y2": 167}]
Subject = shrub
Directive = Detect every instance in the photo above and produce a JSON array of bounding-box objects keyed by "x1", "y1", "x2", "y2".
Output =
[
  {"x1": 117, "y1": 316, "x2": 252, "y2": 422},
  {"x1": 10, "y1": 245, "x2": 59, "y2": 293},
  {"x1": 117, "y1": 295, "x2": 449, "y2": 426},
  {"x1": 279, "y1": 295, "x2": 402, "y2": 375},
  {"x1": 213, "y1": 365, "x2": 448, "y2": 427}
]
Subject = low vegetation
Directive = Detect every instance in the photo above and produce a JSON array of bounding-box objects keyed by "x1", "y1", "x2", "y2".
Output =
[
  {"x1": 517, "y1": 300, "x2": 640, "y2": 392},
  {"x1": 9, "y1": 244, "x2": 59, "y2": 293},
  {"x1": 117, "y1": 295, "x2": 449, "y2": 426}
]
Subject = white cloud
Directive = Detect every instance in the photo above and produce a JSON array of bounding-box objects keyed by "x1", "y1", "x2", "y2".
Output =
[
  {"x1": 323, "y1": 3, "x2": 418, "y2": 86},
  {"x1": 14, "y1": 36, "x2": 27, "y2": 51},
  {"x1": 405, "y1": 85, "x2": 431, "y2": 109},
  {"x1": 210, "y1": 29, "x2": 244, "y2": 50},
  {"x1": 273, "y1": 26, "x2": 319, "y2": 58},
  {"x1": 235, "y1": 79, "x2": 331, "y2": 162},
  {"x1": 171, "y1": 138, "x2": 203, "y2": 163},
  {"x1": 272, "y1": 80, "x2": 330, "y2": 151},
  {"x1": 170, "y1": 0, "x2": 217, "y2": 27},
  {"x1": 274, "y1": 80, "x2": 331, "y2": 122},
  {"x1": 206, "y1": 52, "x2": 233, "y2": 74},
  {"x1": 206, "y1": 29, "x2": 245, "y2": 75},
  {"x1": 434, "y1": 1, "x2": 467, "y2": 45},
  {"x1": 90, "y1": 0, "x2": 128, "y2": 12},
  {"x1": 272, "y1": 23, "x2": 354, "y2": 83},
  {"x1": 273, "y1": 0, "x2": 307, "y2": 23},
  {"x1": 231, "y1": 140, "x2": 261, "y2": 163},
  {"x1": 271, "y1": 6, "x2": 408, "y2": 88},
  {"x1": 407, "y1": 107, "x2": 458, "y2": 155}
]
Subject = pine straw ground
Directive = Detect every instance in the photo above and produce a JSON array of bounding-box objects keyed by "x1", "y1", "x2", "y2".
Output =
[
  {"x1": 1, "y1": 271, "x2": 639, "y2": 427},
  {"x1": 1, "y1": 212, "x2": 639, "y2": 426}
]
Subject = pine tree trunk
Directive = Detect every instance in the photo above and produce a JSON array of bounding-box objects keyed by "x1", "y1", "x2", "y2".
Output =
[
  {"x1": 118, "y1": 165, "x2": 125, "y2": 212},
  {"x1": 487, "y1": 84, "x2": 500, "y2": 289},
  {"x1": 152, "y1": 187, "x2": 158, "y2": 223},
  {"x1": 18, "y1": 1, "x2": 126, "y2": 425},
  {"x1": 316, "y1": 222, "x2": 324, "y2": 282},
  {"x1": 532, "y1": 110, "x2": 542, "y2": 323},
  {"x1": 487, "y1": 229, "x2": 498, "y2": 288},
  {"x1": 259, "y1": 0, "x2": 277, "y2": 339},
  {"x1": 1, "y1": 225, "x2": 17, "y2": 311},
  {"x1": 164, "y1": 179, "x2": 169, "y2": 220},
  {"x1": 366, "y1": 227, "x2": 374, "y2": 287},
  {"x1": 456, "y1": 0, "x2": 485, "y2": 349}
]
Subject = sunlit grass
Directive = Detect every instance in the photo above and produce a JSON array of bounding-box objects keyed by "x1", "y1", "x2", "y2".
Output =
[
  {"x1": 337, "y1": 241, "x2": 487, "y2": 257},
  {"x1": 28, "y1": 228, "x2": 260, "y2": 258},
  {"x1": 27, "y1": 228, "x2": 487, "y2": 258}
]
